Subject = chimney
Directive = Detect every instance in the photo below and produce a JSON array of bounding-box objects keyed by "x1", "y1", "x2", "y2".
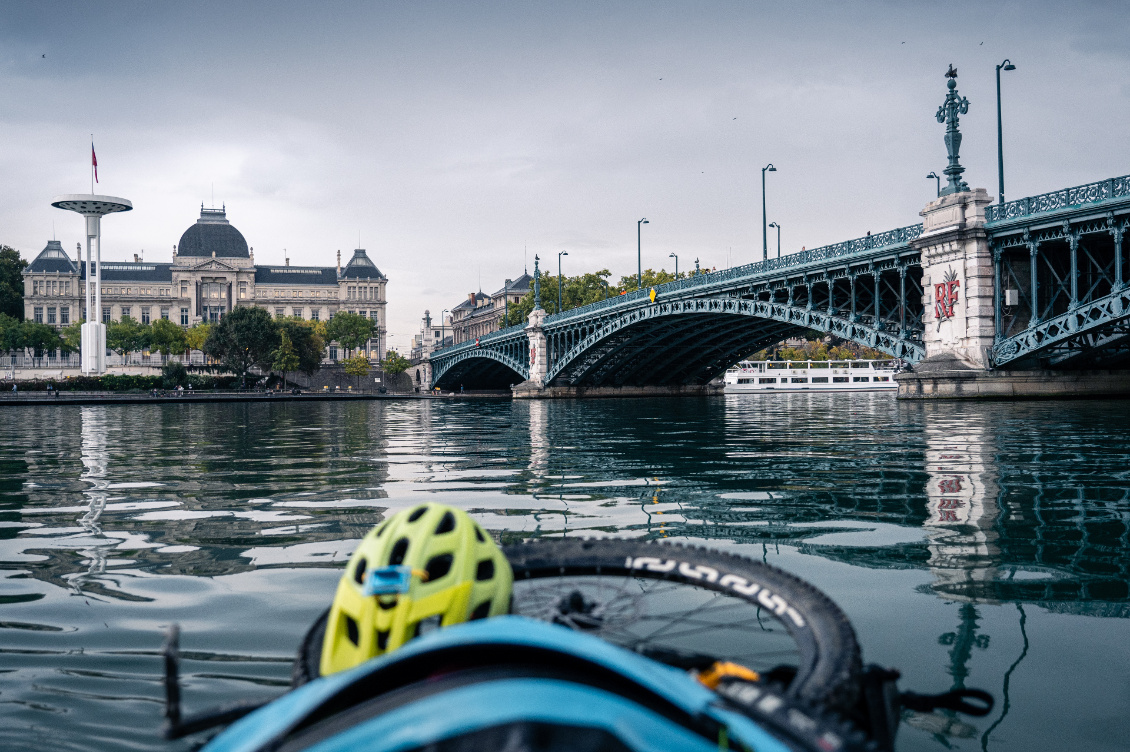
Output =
[
  {"x1": 468, "y1": 293, "x2": 475, "y2": 303},
  {"x1": 134, "y1": 253, "x2": 139, "y2": 263},
  {"x1": 337, "y1": 250, "x2": 341, "y2": 276}
]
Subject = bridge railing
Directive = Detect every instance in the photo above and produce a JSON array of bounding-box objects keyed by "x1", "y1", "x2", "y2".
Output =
[
  {"x1": 543, "y1": 222, "x2": 923, "y2": 325},
  {"x1": 986, "y1": 174, "x2": 1130, "y2": 223},
  {"x1": 431, "y1": 221, "x2": 924, "y2": 357},
  {"x1": 431, "y1": 321, "x2": 528, "y2": 358}
]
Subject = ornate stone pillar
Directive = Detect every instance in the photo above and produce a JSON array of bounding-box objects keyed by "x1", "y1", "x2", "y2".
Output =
[
  {"x1": 913, "y1": 188, "x2": 995, "y2": 368},
  {"x1": 526, "y1": 306, "x2": 548, "y2": 387}
]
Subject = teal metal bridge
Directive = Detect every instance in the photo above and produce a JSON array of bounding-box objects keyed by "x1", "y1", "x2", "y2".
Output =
[{"x1": 430, "y1": 174, "x2": 1130, "y2": 389}]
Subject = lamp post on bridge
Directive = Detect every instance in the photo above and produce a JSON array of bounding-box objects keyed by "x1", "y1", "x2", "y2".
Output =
[
  {"x1": 668, "y1": 252, "x2": 678, "y2": 278},
  {"x1": 935, "y1": 65, "x2": 970, "y2": 196},
  {"x1": 637, "y1": 218, "x2": 648, "y2": 289},
  {"x1": 761, "y1": 163, "x2": 776, "y2": 261},
  {"x1": 927, "y1": 171, "x2": 941, "y2": 198},
  {"x1": 440, "y1": 309, "x2": 449, "y2": 349},
  {"x1": 768, "y1": 222, "x2": 781, "y2": 259},
  {"x1": 557, "y1": 250, "x2": 568, "y2": 314},
  {"x1": 995, "y1": 59, "x2": 1017, "y2": 205}
]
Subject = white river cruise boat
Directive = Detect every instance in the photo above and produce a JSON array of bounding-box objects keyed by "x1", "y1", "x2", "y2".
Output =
[{"x1": 723, "y1": 359, "x2": 899, "y2": 393}]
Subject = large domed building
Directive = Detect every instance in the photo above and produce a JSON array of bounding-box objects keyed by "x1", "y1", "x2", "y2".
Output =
[{"x1": 22, "y1": 205, "x2": 387, "y2": 357}]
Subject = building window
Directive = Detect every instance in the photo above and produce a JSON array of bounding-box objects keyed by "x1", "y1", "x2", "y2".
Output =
[
  {"x1": 60, "y1": 307, "x2": 70, "y2": 325},
  {"x1": 239, "y1": 282, "x2": 247, "y2": 299},
  {"x1": 311, "y1": 310, "x2": 320, "y2": 322},
  {"x1": 103, "y1": 307, "x2": 111, "y2": 323},
  {"x1": 370, "y1": 311, "x2": 379, "y2": 322},
  {"x1": 120, "y1": 306, "x2": 131, "y2": 320},
  {"x1": 292, "y1": 308, "x2": 303, "y2": 319},
  {"x1": 47, "y1": 307, "x2": 57, "y2": 325},
  {"x1": 34, "y1": 306, "x2": 43, "y2": 323},
  {"x1": 358, "y1": 309, "x2": 367, "y2": 318},
  {"x1": 141, "y1": 307, "x2": 151, "y2": 324},
  {"x1": 32, "y1": 280, "x2": 39, "y2": 296},
  {"x1": 180, "y1": 307, "x2": 189, "y2": 326},
  {"x1": 160, "y1": 307, "x2": 170, "y2": 320},
  {"x1": 180, "y1": 282, "x2": 188, "y2": 297}
]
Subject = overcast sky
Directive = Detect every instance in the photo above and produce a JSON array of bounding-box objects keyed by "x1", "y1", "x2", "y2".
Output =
[{"x1": 3, "y1": 1, "x2": 1128, "y2": 349}]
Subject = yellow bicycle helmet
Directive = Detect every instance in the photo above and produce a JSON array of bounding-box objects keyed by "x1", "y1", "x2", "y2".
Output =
[{"x1": 320, "y1": 503, "x2": 513, "y2": 676}]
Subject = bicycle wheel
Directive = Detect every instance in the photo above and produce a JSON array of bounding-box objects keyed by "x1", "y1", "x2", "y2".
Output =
[
  {"x1": 503, "y1": 538, "x2": 862, "y2": 713},
  {"x1": 294, "y1": 538, "x2": 861, "y2": 713}
]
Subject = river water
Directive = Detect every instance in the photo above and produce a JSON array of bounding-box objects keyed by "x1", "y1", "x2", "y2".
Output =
[{"x1": 1, "y1": 396, "x2": 1127, "y2": 751}]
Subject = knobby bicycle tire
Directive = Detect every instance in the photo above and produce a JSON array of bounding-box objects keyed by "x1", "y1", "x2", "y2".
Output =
[{"x1": 294, "y1": 538, "x2": 862, "y2": 713}]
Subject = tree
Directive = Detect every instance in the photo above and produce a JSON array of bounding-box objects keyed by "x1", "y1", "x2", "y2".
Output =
[
  {"x1": 18, "y1": 321, "x2": 63, "y2": 356},
  {"x1": 150, "y1": 317, "x2": 188, "y2": 357},
  {"x1": 0, "y1": 246, "x2": 27, "y2": 320},
  {"x1": 184, "y1": 322, "x2": 211, "y2": 357},
  {"x1": 162, "y1": 360, "x2": 188, "y2": 388},
  {"x1": 382, "y1": 350, "x2": 410, "y2": 376},
  {"x1": 618, "y1": 268, "x2": 679, "y2": 294},
  {"x1": 509, "y1": 269, "x2": 615, "y2": 320},
  {"x1": 106, "y1": 316, "x2": 150, "y2": 359},
  {"x1": 342, "y1": 352, "x2": 370, "y2": 390},
  {"x1": 325, "y1": 311, "x2": 374, "y2": 356},
  {"x1": 272, "y1": 330, "x2": 301, "y2": 388},
  {"x1": 61, "y1": 319, "x2": 84, "y2": 354},
  {"x1": 203, "y1": 306, "x2": 279, "y2": 384},
  {"x1": 0, "y1": 313, "x2": 21, "y2": 353},
  {"x1": 276, "y1": 318, "x2": 324, "y2": 376}
]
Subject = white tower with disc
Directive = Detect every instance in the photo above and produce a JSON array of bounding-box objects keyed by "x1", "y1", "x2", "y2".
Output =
[{"x1": 51, "y1": 195, "x2": 133, "y2": 374}]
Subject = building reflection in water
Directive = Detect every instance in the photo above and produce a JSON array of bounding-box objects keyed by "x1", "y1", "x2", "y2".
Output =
[
  {"x1": 73, "y1": 406, "x2": 114, "y2": 596},
  {"x1": 923, "y1": 414, "x2": 1001, "y2": 600}
]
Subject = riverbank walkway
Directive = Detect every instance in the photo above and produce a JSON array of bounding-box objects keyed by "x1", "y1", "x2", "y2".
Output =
[{"x1": 0, "y1": 390, "x2": 512, "y2": 406}]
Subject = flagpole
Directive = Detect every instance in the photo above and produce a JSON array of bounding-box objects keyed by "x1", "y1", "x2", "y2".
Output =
[{"x1": 91, "y1": 136, "x2": 94, "y2": 194}]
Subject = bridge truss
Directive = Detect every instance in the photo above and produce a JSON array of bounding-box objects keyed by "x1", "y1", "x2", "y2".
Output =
[
  {"x1": 987, "y1": 175, "x2": 1130, "y2": 368},
  {"x1": 431, "y1": 226, "x2": 925, "y2": 389}
]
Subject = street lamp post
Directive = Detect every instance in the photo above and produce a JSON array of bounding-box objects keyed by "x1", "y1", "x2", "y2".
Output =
[
  {"x1": 768, "y1": 222, "x2": 781, "y2": 259},
  {"x1": 440, "y1": 308, "x2": 449, "y2": 349},
  {"x1": 668, "y1": 252, "x2": 678, "y2": 278},
  {"x1": 761, "y1": 164, "x2": 776, "y2": 261},
  {"x1": 557, "y1": 250, "x2": 568, "y2": 313},
  {"x1": 637, "y1": 218, "x2": 648, "y2": 288},
  {"x1": 927, "y1": 171, "x2": 941, "y2": 198},
  {"x1": 995, "y1": 59, "x2": 1017, "y2": 205}
]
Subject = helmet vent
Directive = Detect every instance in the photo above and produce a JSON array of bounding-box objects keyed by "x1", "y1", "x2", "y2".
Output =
[
  {"x1": 376, "y1": 630, "x2": 389, "y2": 651},
  {"x1": 435, "y1": 512, "x2": 456, "y2": 534},
  {"x1": 407, "y1": 506, "x2": 428, "y2": 522},
  {"x1": 424, "y1": 553, "x2": 453, "y2": 581},
  {"x1": 470, "y1": 601, "x2": 491, "y2": 620},
  {"x1": 352, "y1": 557, "x2": 368, "y2": 585},
  {"x1": 389, "y1": 538, "x2": 409, "y2": 565},
  {"x1": 474, "y1": 526, "x2": 486, "y2": 543},
  {"x1": 345, "y1": 615, "x2": 359, "y2": 646},
  {"x1": 476, "y1": 559, "x2": 494, "y2": 581}
]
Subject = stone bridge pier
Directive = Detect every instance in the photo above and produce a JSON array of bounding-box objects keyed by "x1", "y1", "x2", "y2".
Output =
[{"x1": 900, "y1": 185, "x2": 1130, "y2": 398}]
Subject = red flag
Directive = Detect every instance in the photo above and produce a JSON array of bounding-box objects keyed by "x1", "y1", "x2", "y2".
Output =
[{"x1": 92, "y1": 143, "x2": 98, "y2": 183}]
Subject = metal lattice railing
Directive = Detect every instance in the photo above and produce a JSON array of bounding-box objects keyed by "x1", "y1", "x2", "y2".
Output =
[
  {"x1": 986, "y1": 174, "x2": 1130, "y2": 223},
  {"x1": 430, "y1": 222, "x2": 923, "y2": 359},
  {"x1": 543, "y1": 223, "x2": 923, "y2": 325}
]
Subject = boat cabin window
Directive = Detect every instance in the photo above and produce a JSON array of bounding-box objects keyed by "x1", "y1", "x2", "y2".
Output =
[{"x1": 812, "y1": 377, "x2": 829, "y2": 383}]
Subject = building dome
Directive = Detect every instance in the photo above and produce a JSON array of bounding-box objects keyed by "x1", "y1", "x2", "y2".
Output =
[{"x1": 176, "y1": 205, "x2": 250, "y2": 258}]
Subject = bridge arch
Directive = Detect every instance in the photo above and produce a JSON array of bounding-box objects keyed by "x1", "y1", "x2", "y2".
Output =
[
  {"x1": 432, "y1": 342, "x2": 529, "y2": 390},
  {"x1": 546, "y1": 297, "x2": 924, "y2": 387}
]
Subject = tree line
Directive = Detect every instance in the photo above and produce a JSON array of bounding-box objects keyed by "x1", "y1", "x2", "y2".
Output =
[
  {"x1": 503, "y1": 267, "x2": 687, "y2": 324},
  {"x1": 1, "y1": 304, "x2": 411, "y2": 388}
]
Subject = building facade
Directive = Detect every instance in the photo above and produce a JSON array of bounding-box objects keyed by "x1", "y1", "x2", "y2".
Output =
[
  {"x1": 22, "y1": 205, "x2": 388, "y2": 356},
  {"x1": 450, "y1": 273, "x2": 532, "y2": 344}
]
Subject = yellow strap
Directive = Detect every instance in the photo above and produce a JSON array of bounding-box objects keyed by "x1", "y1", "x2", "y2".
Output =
[{"x1": 697, "y1": 661, "x2": 759, "y2": 690}]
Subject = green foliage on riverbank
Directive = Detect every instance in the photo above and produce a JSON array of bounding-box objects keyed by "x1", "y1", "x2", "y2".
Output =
[{"x1": 2, "y1": 373, "x2": 242, "y2": 392}]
